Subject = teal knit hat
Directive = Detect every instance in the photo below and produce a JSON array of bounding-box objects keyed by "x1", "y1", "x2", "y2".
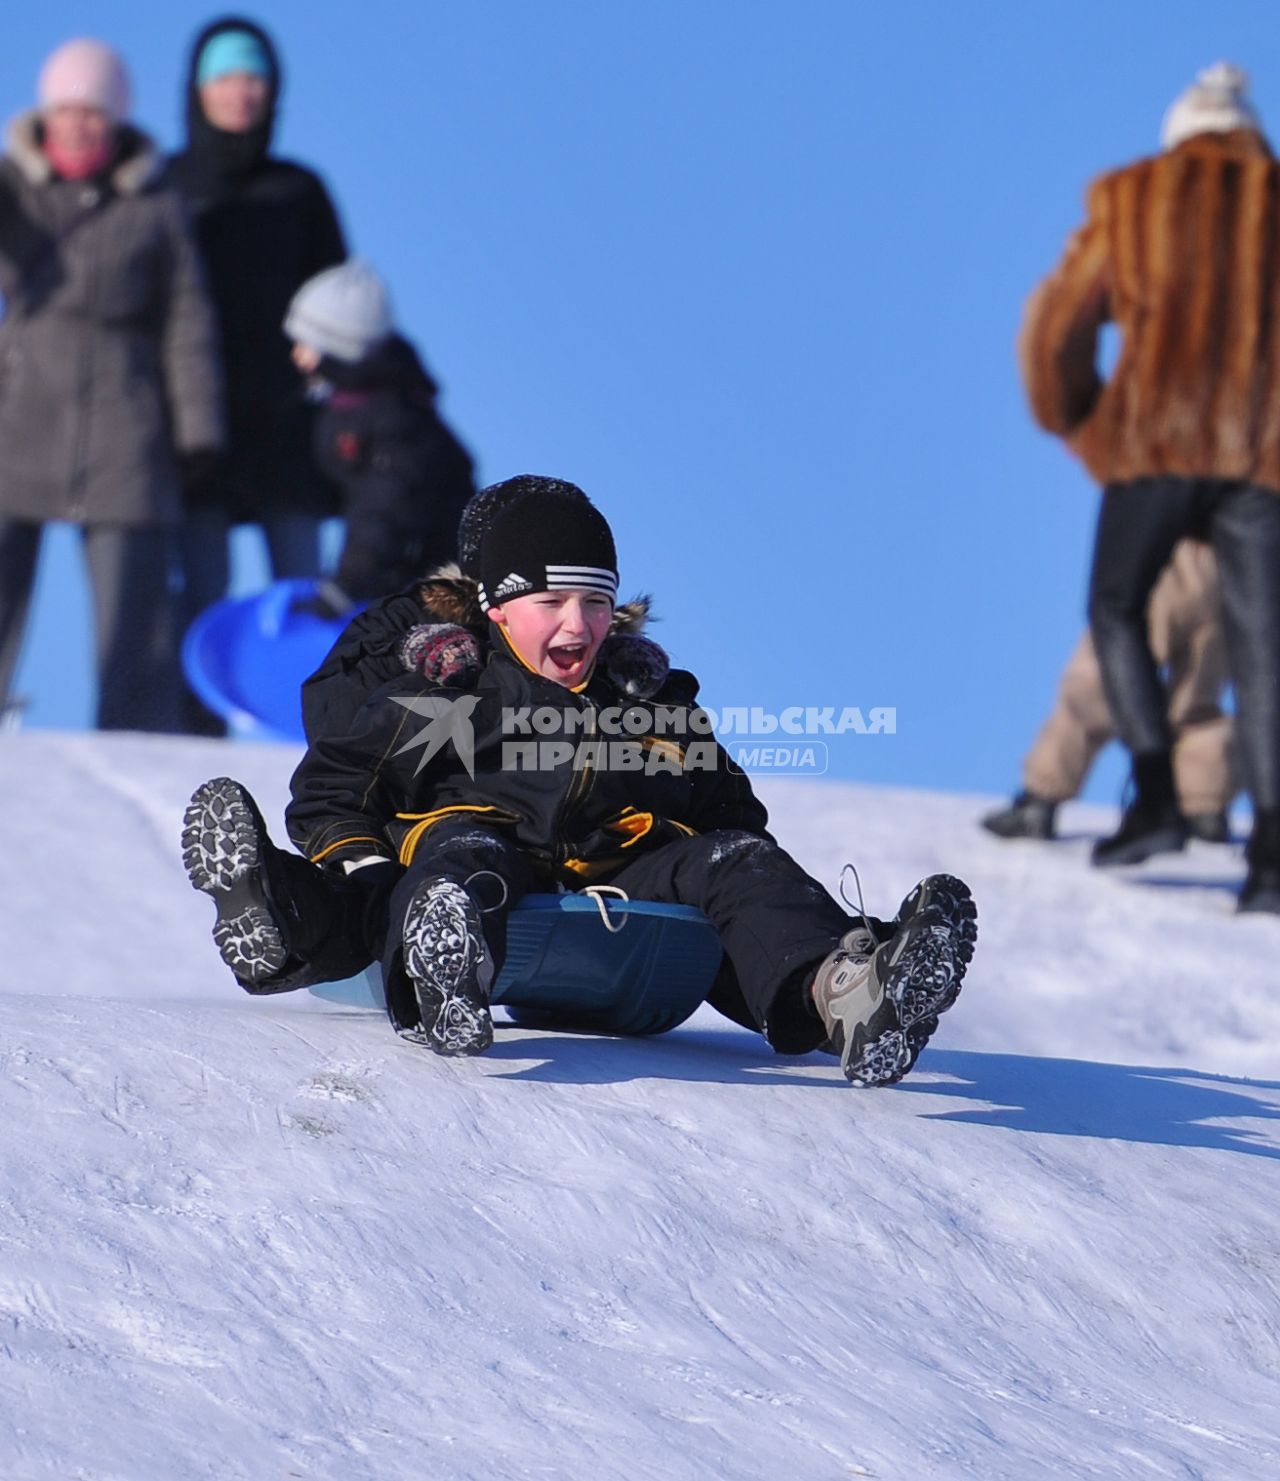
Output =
[{"x1": 197, "y1": 29, "x2": 271, "y2": 86}]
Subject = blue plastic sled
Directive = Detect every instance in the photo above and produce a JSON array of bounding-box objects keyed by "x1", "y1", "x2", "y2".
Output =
[
  {"x1": 310, "y1": 893, "x2": 724, "y2": 1037},
  {"x1": 182, "y1": 578, "x2": 356, "y2": 743}
]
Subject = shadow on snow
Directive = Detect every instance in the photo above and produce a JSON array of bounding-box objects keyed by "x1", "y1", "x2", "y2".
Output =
[
  {"x1": 476, "y1": 1023, "x2": 1280, "y2": 1159},
  {"x1": 903, "y1": 1049, "x2": 1280, "y2": 1160}
]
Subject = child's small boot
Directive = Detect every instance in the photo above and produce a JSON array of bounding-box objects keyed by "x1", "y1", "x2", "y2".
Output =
[
  {"x1": 1239, "y1": 808, "x2": 1280, "y2": 915},
  {"x1": 981, "y1": 790, "x2": 1057, "y2": 840},
  {"x1": 398, "y1": 877, "x2": 493, "y2": 1055},
  {"x1": 1186, "y1": 810, "x2": 1230, "y2": 844},
  {"x1": 811, "y1": 874, "x2": 977, "y2": 1087},
  {"x1": 183, "y1": 777, "x2": 292, "y2": 987}
]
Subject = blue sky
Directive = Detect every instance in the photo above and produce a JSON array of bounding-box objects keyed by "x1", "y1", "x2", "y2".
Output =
[{"x1": 4, "y1": 0, "x2": 1277, "y2": 803}]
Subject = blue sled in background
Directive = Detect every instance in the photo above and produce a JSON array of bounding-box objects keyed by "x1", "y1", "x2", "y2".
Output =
[
  {"x1": 311, "y1": 893, "x2": 724, "y2": 1038},
  {"x1": 182, "y1": 578, "x2": 355, "y2": 743}
]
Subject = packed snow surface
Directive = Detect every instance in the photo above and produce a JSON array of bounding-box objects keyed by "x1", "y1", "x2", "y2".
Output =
[{"x1": 2, "y1": 732, "x2": 1279, "y2": 1480}]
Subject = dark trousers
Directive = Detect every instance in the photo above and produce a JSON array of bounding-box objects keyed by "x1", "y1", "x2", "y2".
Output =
[
  {"x1": 1087, "y1": 478, "x2": 1280, "y2": 809},
  {"x1": 381, "y1": 822, "x2": 854, "y2": 1053},
  {"x1": 234, "y1": 841, "x2": 393, "y2": 994},
  {"x1": 0, "y1": 518, "x2": 181, "y2": 732}
]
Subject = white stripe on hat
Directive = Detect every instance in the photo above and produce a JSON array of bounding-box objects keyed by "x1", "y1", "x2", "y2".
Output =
[
  {"x1": 480, "y1": 567, "x2": 618, "y2": 609},
  {"x1": 545, "y1": 565, "x2": 618, "y2": 594}
]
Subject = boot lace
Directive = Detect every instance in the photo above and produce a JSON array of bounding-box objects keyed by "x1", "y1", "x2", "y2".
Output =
[{"x1": 838, "y1": 864, "x2": 879, "y2": 955}]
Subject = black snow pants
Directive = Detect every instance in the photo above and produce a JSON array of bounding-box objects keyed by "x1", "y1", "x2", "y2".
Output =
[
  {"x1": 381, "y1": 821, "x2": 858, "y2": 1054},
  {"x1": 1087, "y1": 477, "x2": 1280, "y2": 809}
]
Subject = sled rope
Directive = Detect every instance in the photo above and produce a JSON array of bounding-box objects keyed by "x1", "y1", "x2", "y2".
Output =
[
  {"x1": 464, "y1": 869, "x2": 510, "y2": 914},
  {"x1": 583, "y1": 884, "x2": 630, "y2": 933}
]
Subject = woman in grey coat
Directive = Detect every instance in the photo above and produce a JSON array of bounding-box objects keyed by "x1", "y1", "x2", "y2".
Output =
[{"x1": 0, "y1": 38, "x2": 223, "y2": 731}]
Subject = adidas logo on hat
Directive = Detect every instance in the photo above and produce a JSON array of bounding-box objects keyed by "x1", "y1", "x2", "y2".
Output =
[{"x1": 492, "y1": 571, "x2": 533, "y2": 601}]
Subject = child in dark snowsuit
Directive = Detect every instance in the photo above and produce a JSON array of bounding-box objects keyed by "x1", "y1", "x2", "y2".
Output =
[
  {"x1": 283, "y1": 259, "x2": 475, "y2": 615},
  {"x1": 183, "y1": 476, "x2": 977, "y2": 1087}
]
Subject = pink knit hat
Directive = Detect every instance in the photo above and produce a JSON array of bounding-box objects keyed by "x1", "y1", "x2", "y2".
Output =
[{"x1": 38, "y1": 39, "x2": 131, "y2": 122}]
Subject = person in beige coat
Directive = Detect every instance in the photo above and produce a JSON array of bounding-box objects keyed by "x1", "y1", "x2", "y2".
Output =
[
  {"x1": 984, "y1": 539, "x2": 1236, "y2": 842},
  {"x1": 0, "y1": 39, "x2": 223, "y2": 731}
]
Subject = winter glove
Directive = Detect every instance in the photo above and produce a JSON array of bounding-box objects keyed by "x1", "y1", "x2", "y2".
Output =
[
  {"x1": 177, "y1": 447, "x2": 224, "y2": 503},
  {"x1": 398, "y1": 623, "x2": 484, "y2": 688},
  {"x1": 599, "y1": 632, "x2": 670, "y2": 699}
]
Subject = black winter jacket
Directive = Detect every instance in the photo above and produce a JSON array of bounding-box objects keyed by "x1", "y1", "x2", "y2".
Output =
[
  {"x1": 287, "y1": 624, "x2": 769, "y2": 886},
  {"x1": 301, "y1": 585, "x2": 432, "y2": 743},
  {"x1": 312, "y1": 336, "x2": 475, "y2": 603},
  {"x1": 165, "y1": 16, "x2": 346, "y2": 518}
]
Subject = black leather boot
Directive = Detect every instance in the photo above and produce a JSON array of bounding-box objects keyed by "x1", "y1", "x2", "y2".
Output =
[
  {"x1": 1239, "y1": 808, "x2": 1280, "y2": 915},
  {"x1": 1091, "y1": 752, "x2": 1188, "y2": 867},
  {"x1": 981, "y1": 791, "x2": 1058, "y2": 840}
]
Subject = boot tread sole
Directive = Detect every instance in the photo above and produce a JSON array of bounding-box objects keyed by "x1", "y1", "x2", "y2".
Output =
[{"x1": 182, "y1": 778, "x2": 286, "y2": 984}]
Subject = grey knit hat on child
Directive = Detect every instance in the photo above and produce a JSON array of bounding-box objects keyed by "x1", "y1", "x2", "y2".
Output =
[
  {"x1": 283, "y1": 259, "x2": 394, "y2": 363},
  {"x1": 1161, "y1": 62, "x2": 1261, "y2": 151}
]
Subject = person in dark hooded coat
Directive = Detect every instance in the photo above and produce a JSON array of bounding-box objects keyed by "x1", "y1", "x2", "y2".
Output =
[{"x1": 165, "y1": 15, "x2": 347, "y2": 732}]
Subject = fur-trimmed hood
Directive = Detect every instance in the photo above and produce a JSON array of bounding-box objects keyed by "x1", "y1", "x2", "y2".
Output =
[
  {"x1": 300, "y1": 569, "x2": 683, "y2": 747},
  {"x1": 4, "y1": 110, "x2": 162, "y2": 194},
  {"x1": 413, "y1": 561, "x2": 652, "y2": 635}
]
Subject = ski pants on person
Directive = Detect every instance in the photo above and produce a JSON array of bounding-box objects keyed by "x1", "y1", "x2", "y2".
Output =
[
  {"x1": 1087, "y1": 477, "x2": 1280, "y2": 810},
  {"x1": 0, "y1": 517, "x2": 182, "y2": 732},
  {"x1": 216, "y1": 836, "x2": 392, "y2": 996},
  {"x1": 1025, "y1": 538, "x2": 1235, "y2": 812},
  {"x1": 382, "y1": 820, "x2": 857, "y2": 1054}
]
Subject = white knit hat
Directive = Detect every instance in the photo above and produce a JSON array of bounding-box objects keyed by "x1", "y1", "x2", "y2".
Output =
[
  {"x1": 1161, "y1": 62, "x2": 1261, "y2": 151},
  {"x1": 283, "y1": 259, "x2": 395, "y2": 364}
]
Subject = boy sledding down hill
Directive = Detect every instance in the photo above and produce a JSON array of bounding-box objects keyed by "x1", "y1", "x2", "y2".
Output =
[{"x1": 183, "y1": 476, "x2": 978, "y2": 1086}]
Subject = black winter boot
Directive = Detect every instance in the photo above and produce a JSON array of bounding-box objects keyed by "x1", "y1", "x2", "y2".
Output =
[
  {"x1": 182, "y1": 777, "x2": 374, "y2": 991},
  {"x1": 982, "y1": 791, "x2": 1058, "y2": 840},
  {"x1": 1239, "y1": 809, "x2": 1280, "y2": 915},
  {"x1": 1091, "y1": 752, "x2": 1188, "y2": 867},
  {"x1": 1186, "y1": 811, "x2": 1231, "y2": 845},
  {"x1": 183, "y1": 778, "x2": 291, "y2": 986},
  {"x1": 398, "y1": 877, "x2": 494, "y2": 1054}
]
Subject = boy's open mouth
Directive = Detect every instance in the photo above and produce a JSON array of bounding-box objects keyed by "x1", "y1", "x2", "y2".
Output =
[{"x1": 547, "y1": 644, "x2": 588, "y2": 673}]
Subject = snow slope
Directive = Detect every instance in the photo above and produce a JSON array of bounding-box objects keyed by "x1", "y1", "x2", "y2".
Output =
[{"x1": 2, "y1": 732, "x2": 1279, "y2": 1481}]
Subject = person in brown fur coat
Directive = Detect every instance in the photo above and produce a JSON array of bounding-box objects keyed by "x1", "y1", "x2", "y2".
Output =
[{"x1": 1020, "y1": 62, "x2": 1280, "y2": 912}]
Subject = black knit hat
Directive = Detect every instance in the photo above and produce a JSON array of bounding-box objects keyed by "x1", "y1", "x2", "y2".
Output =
[
  {"x1": 457, "y1": 476, "x2": 553, "y2": 577},
  {"x1": 472, "y1": 476, "x2": 619, "y2": 610}
]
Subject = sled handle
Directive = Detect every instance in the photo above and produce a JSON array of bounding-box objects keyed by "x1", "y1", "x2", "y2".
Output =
[{"x1": 583, "y1": 885, "x2": 630, "y2": 934}]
